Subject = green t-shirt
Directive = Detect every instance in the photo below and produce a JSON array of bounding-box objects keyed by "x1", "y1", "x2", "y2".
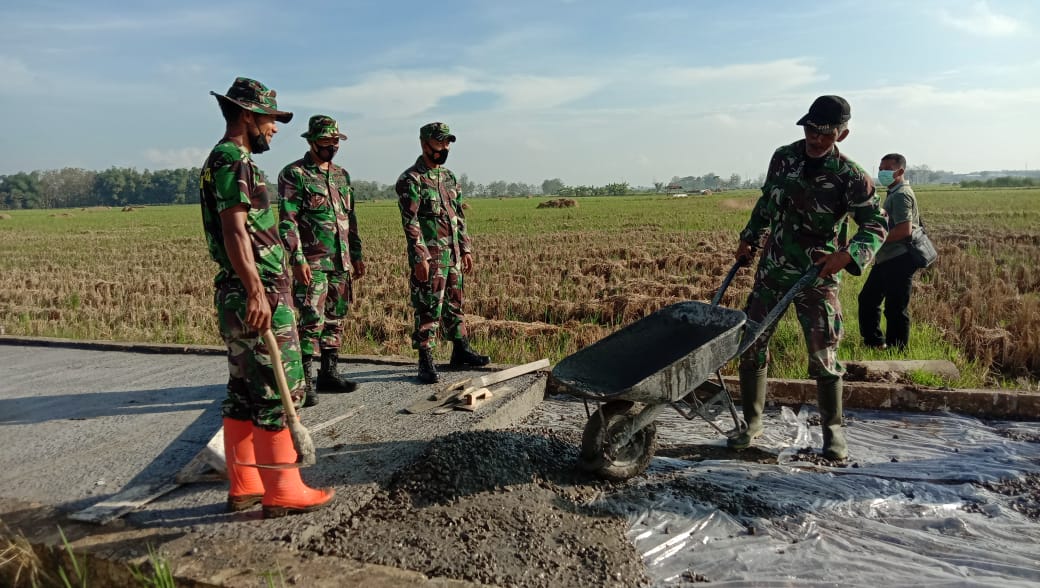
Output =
[{"x1": 875, "y1": 182, "x2": 920, "y2": 265}]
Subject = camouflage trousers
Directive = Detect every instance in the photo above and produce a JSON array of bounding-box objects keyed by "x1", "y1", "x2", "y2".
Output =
[
  {"x1": 738, "y1": 271, "x2": 845, "y2": 379},
  {"x1": 293, "y1": 268, "x2": 352, "y2": 358},
  {"x1": 409, "y1": 249, "x2": 467, "y2": 350},
  {"x1": 215, "y1": 281, "x2": 305, "y2": 430}
]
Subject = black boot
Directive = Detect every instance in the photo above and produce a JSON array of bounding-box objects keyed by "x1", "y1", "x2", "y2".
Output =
[
  {"x1": 418, "y1": 348, "x2": 439, "y2": 384},
  {"x1": 727, "y1": 366, "x2": 767, "y2": 449},
  {"x1": 818, "y1": 376, "x2": 848, "y2": 461},
  {"x1": 301, "y1": 356, "x2": 318, "y2": 407},
  {"x1": 316, "y1": 349, "x2": 359, "y2": 393},
  {"x1": 449, "y1": 338, "x2": 490, "y2": 368}
]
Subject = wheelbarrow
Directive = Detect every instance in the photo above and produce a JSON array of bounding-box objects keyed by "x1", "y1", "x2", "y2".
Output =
[{"x1": 549, "y1": 262, "x2": 819, "y2": 480}]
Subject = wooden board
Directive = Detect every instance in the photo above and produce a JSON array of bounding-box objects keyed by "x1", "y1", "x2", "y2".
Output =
[{"x1": 404, "y1": 359, "x2": 549, "y2": 414}]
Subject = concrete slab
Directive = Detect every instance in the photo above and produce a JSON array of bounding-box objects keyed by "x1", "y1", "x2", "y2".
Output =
[{"x1": 0, "y1": 341, "x2": 546, "y2": 586}]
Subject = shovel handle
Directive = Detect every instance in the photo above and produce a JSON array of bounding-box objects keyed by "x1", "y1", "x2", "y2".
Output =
[{"x1": 262, "y1": 329, "x2": 301, "y2": 425}]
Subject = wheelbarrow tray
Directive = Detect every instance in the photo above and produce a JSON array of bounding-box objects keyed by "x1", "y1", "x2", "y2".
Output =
[{"x1": 551, "y1": 301, "x2": 747, "y2": 404}]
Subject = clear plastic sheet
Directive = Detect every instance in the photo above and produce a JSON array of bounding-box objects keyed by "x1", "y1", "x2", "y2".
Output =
[
  {"x1": 602, "y1": 407, "x2": 1040, "y2": 586},
  {"x1": 528, "y1": 397, "x2": 1040, "y2": 586}
]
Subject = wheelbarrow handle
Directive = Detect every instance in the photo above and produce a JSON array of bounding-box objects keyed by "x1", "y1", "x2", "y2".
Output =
[
  {"x1": 736, "y1": 265, "x2": 821, "y2": 356},
  {"x1": 711, "y1": 253, "x2": 755, "y2": 306}
]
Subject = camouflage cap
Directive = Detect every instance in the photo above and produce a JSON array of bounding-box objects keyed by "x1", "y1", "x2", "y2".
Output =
[
  {"x1": 419, "y1": 122, "x2": 456, "y2": 142},
  {"x1": 301, "y1": 115, "x2": 348, "y2": 141},
  {"x1": 210, "y1": 77, "x2": 293, "y2": 123},
  {"x1": 796, "y1": 95, "x2": 850, "y2": 134}
]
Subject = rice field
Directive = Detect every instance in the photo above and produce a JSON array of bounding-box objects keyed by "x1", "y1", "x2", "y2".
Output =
[{"x1": 1, "y1": 186, "x2": 1038, "y2": 389}]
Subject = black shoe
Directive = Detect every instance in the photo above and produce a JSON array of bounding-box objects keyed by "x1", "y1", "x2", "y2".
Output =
[
  {"x1": 864, "y1": 342, "x2": 888, "y2": 350},
  {"x1": 316, "y1": 349, "x2": 359, "y2": 393},
  {"x1": 302, "y1": 356, "x2": 318, "y2": 407},
  {"x1": 449, "y1": 338, "x2": 491, "y2": 368},
  {"x1": 418, "y1": 348, "x2": 439, "y2": 384}
]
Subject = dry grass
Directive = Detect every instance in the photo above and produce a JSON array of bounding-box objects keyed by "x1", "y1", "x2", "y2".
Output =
[{"x1": 1, "y1": 189, "x2": 1038, "y2": 385}]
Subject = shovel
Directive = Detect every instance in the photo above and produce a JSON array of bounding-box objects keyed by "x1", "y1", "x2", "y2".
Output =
[{"x1": 262, "y1": 329, "x2": 316, "y2": 466}]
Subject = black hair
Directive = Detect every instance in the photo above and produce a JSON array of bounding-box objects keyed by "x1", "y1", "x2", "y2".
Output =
[
  {"x1": 218, "y1": 98, "x2": 244, "y2": 124},
  {"x1": 881, "y1": 153, "x2": 907, "y2": 169}
]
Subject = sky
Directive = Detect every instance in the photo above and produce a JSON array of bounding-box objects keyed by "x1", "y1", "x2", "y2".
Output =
[{"x1": 2, "y1": 0, "x2": 1039, "y2": 187}]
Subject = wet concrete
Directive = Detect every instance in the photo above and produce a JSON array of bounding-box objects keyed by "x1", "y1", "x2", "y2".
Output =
[{"x1": 0, "y1": 341, "x2": 545, "y2": 586}]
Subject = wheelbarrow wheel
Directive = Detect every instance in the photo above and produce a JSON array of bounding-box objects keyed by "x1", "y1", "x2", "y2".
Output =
[{"x1": 580, "y1": 400, "x2": 657, "y2": 481}]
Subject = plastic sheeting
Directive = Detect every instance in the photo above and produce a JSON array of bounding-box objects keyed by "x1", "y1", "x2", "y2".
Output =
[{"x1": 532, "y1": 397, "x2": 1040, "y2": 586}]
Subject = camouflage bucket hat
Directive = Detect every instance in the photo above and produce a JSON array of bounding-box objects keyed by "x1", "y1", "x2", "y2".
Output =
[
  {"x1": 210, "y1": 77, "x2": 293, "y2": 123},
  {"x1": 301, "y1": 115, "x2": 348, "y2": 141},
  {"x1": 419, "y1": 122, "x2": 456, "y2": 142}
]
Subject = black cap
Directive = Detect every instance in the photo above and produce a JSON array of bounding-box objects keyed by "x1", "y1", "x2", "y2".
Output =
[{"x1": 796, "y1": 95, "x2": 850, "y2": 134}]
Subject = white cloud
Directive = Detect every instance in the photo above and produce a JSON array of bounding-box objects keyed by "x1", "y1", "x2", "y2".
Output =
[
  {"x1": 144, "y1": 147, "x2": 210, "y2": 169},
  {"x1": 492, "y1": 75, "x2": 603, "y2": 110},
  {"x1": 660, "y1": 58, "x2": 825, "y2": 91},
  {"x1": 16, "y1": 9, "x2": 240, "y2": 33},
  {"x1": 938, "y1": 1, "x2": 1023, "y2": 36},
  {"x1": 0, "y1": 56, "x2": 40, "y2": 94},
  {"x1": 289, "y1": 69, "x2": 602, "y2": 120},
  {"x1": 288, "y1": 71, "x2": 472, "y2": 119}
]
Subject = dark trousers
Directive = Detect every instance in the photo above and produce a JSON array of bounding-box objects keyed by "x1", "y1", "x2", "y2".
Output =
[{"x1": 858, "y1": 253, "x2": 918, "y2": 349}]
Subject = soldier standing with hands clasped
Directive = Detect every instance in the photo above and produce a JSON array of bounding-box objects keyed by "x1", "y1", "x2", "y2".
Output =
[
  {"x1": 201, "y1": 77, "x2": 333, "y2": 518},
  {"x1": 396, "y1": 122, "x2": 490, "y2": 384},
  {"x1": 729, "y1": 95, "x2": 888, "y2": 461},
  {"x1": 278, "y1": 115, "x2": 365, "y2": 407}
]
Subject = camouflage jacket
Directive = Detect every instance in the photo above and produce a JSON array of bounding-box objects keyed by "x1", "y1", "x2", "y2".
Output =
[
  {"x1": 200, "y1": 140, "x2": 290, "y2": 291},
  {"x1": 277, "y1": 153, "x2": 363, "y2": 272},
  {"x1": 740, "y1": 140, "x2": 888, "y2": 283},
  {"x1": 395, "y1": 156, "x2": 472, "y2": 266}
]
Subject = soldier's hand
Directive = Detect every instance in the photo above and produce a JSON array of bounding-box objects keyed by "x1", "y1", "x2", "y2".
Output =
[
  {"x1": 292, "y1": 263, "x2": 312, "y2": 286},
  {"x1": 816, "y1": 250, "x2": 852, "y2": 279},
  {"x1": 462, "y1": 253, "x2": 474, "y2": 274},
  {"x1": 735, "y1": 240, "x2": 753, "y2": 266},
  {"x1": 414, "y1": 260, "x2": 430, "y2": 282},
  {"x1": 352, "y1": 260, "x2": 366, "y2": 279},
  {"x1": 245, "y1": 290, "x2": 272, "y2": 332}
]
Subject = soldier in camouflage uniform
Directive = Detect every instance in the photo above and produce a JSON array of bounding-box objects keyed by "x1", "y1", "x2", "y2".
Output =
[
  {"x1": 278, "y1": 115, "x2": 365, "y2": 406},
  {"x1": 396, "y1": 122, "x2": 490, "y2": 384},
  {"x1": 201, "y1": 77, "x2": 333, "y2": 518},
  {"x1": 729, "y1": 96, "x2": 888, "y2": 461}
]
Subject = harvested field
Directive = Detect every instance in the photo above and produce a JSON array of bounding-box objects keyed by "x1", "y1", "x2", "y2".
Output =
[{"x1": 1, "y1": 189, "x2": 1038, "y2": 385}]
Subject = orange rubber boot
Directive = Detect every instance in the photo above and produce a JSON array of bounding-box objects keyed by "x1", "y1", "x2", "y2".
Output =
[
  {"x1": 223, "y1": 418, "x2": 265, "y2": 512},
  {"x1": 252, "y1": 427, "x2": 335, "y2": 518}
]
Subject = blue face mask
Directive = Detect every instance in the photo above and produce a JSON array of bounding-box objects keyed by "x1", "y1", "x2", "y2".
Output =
[{"x1": 877, "y1": 170, "x2": 896, "y2": 186}]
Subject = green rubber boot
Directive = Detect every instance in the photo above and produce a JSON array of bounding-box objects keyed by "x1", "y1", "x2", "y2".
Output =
[
  {"x1": 818, "y1": 376, "x2": 847, "y2": 461},
  {"x1": 727, "y1": 366, "x2": 767, "y2": 450}
]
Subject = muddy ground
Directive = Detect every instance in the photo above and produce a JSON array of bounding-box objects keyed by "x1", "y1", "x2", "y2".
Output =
[{"x1": 280, "y1": 402, "x2": 1040, "y2": 588}]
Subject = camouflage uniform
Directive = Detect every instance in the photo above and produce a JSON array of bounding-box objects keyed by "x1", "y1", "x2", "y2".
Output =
[
  {"x1": 395, "y1": 125, "x2": 472, "y2": 351},
  {"x1": 739, "y1": 139, "x2": 887, "y2": 378},
  {"x1": 200, "y1": 78, "x2": 304, "y2": 430},
  {"x1": 278, "y1": 119, "x2": 363, "y2": 358}
]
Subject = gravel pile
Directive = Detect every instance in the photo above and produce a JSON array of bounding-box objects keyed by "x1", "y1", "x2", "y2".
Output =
[{"x1": 310, "y1": 428, "x2": 648, "y2": 587}]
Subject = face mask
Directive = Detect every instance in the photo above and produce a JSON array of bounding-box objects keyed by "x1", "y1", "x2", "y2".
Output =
[
  {"x1": 314, "y1": 144, "x2": 338, "y2": 163},
  {"x1": 430, "y1": 148, "x2": 449, "y2": 164},
  {"x1": 877, "y1": 170, "x2": 896, "y2": 185},
  {"x1": 248, "y1": 122, "x2": 270, "y2": 154}
]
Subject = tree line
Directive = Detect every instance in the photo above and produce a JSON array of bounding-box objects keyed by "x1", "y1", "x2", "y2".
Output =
[{"x1": 0, "y1": 167, "x2": 587, "y2": 209}]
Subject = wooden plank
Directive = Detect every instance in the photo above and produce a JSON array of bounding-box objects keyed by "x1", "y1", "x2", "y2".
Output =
[
  {"x1": 68, "y1": 482, "x2": 181, "y2": 525},
  {"x1": 454, "y1": 387, "x2": 493, "y2": 412},
  {"x1": 404, "y1": 359, "x2": 549, "y2": 414}
]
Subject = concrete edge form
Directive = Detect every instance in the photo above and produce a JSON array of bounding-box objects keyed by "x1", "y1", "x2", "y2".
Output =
[
  {"x1": 0, "y1": 335, "x2": 512, "y2": 370},
  {"x1": 717, "y1": 376, "x2": 1040, "y2": 419}
]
